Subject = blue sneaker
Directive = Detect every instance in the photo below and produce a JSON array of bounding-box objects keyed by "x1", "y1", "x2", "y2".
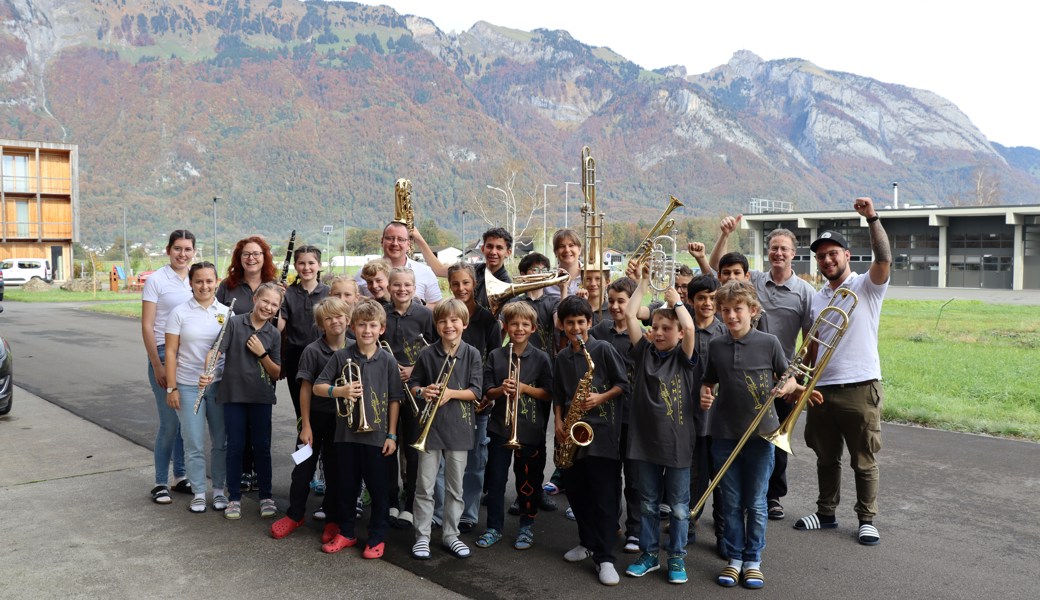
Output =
[
  {"x1": 625, "y1": 552, "x2": 659, "y2": 577},
  {"x1": 310, "y1": 479, "x2": 326, "y2": 495},
  {"x1": 667, "y1": 557, "x2": 688, "y2": 584}
]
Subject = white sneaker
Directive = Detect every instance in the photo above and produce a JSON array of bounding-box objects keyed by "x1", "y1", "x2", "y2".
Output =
[
  {"x1": 564, "y1": 544, "x2": 592, "y2": 562},
  {"x1": 389, "y1": 507, "x2": 400, "y2": 520},
  {"x1": 623, "y1": 536, "x2": 640, "y2": 553},
  {"x1": 597, "y1": 562, "x2": 620, "y2": 586}
]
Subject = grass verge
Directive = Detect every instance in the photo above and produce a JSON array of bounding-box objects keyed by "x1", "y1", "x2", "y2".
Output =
[
  {"x1": 4, "y1": 289, "x2": 137, "y2": 302},
  {"x1": 78, "y1": 302, "x2": 141, "y2": 319}
]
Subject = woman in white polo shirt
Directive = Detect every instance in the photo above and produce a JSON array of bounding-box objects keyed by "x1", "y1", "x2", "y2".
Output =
[
  {"x1": 142, "y1": 230, "x2": 195, "y2": 504},
  {"x1": 165, "y1": 262, "x2": 233, "y2": 513}
]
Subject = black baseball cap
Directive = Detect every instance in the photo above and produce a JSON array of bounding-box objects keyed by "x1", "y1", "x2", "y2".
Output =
[{"x1": 810, "y1": 230, "x2": 849, "y2": 252}]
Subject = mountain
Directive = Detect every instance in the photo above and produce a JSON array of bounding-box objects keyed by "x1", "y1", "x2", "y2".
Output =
[{"x1": 1, "y1": 0, "x2": 1036, "y2": 245}]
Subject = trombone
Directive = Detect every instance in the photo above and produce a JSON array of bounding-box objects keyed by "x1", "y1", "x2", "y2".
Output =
[
  {"x1": 485, "y1": 268, "x2": 569, "y2": 317},
  {"x1": 411, "y1": 343, "x2": 459, "y2": 453},
  {"x1": 334, "y1": 358, "x2": 374, "y2": 433},
  {"x1": 503, "y1": 343, "x2": 522, "y2": 450},
  {"x1": 690, "y1": 288, "x2": 858, "y2": 517},
  {"x1": 579, "y1": 146, "x2": 605, "y2": 310}
]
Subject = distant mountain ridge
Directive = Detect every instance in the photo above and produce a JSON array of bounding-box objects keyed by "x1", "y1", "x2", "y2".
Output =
[{"x1": 1, "y1": 0, "x2": 1036, "y2": 244}]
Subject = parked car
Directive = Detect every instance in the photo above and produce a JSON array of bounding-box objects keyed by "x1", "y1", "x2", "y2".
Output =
[
  {"x1": 0, "y1": 258, "x2": 52, "y2": 286},
  {"x1": 0, "y1": 306, "x2": 11, "y2": 415}
]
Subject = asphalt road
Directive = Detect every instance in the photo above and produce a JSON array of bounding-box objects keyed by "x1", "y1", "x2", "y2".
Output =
[{"x1": 2, "y1": 300, "x2": 1038, "y2": 599}]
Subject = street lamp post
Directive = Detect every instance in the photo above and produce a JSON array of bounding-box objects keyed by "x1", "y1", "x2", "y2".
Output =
[
  {"x1": 322, "y1": 224, "x2": 334, "y2": 270},
  {"x1": 212, "y1": 196, "x2": 221, "y2": 271},
  {"x1": 462, "y1": 210, "x2": 468, "y2": 254},
  {"x1": 563, "y1": 182, "x2": 580, "y2": 229},
  {"x1": 542, "y1": 183, "x2": 557, "y2": 253}
]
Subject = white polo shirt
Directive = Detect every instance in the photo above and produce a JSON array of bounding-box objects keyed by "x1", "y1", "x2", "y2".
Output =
[
  {"x1": 166, "y1": 298, "x2": 232, "y2": 385},
  {"x1": 811, "y1": 272, "x2": 888, "y2": 386},
  {"x1": 355, "y1": 257, "x2": 443, "y2": 304},
  {"x1": 142, "y1": 265, "x2": 192, "y2": 344}
]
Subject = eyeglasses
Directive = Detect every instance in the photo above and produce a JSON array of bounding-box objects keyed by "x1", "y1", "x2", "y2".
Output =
[
  {"x1": 383, "y1": 237, "x2": 410, "y2": 245},
  {"x1": 768, "y1": 246, "x2": 794, "y2": 254},
  {"x1": 241, "y1": 251, "x2": 263, "y2": 259}
]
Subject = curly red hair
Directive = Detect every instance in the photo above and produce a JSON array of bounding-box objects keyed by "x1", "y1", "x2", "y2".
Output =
[{"x1": 224, "y1": 236, "x2": 277, "y2": 289}]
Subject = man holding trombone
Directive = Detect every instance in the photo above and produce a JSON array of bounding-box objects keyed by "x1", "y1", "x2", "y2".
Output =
[{"x1": 794, "y1": 197, "x2": 891, "y2": 547}]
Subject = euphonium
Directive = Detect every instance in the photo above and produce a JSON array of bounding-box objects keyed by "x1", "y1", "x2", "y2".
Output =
[
  {"x1": 690, "y1": 288, "x2": 858, "y2": 517},
  {"x1": 503, "y1": 343, "x2": 522, "y2": 450},
  {"x1": 334, "y1": 358, "x2": 374, "y2": 433},
  {"x1": 394, "y1": 178, "x2": 414, "y2": 235},
  {"x1": 630, "y1": 196, "x2": 685, "y2": 301},
  {"x1": 411, "y1": 343, "x2": 459, "y2": 453},
  {"x1": 554, "y1": 337, "x2": 595, "y2": 469},
  {"x1": 485, "y1": 267, "x2": 569, "y2": 317}
]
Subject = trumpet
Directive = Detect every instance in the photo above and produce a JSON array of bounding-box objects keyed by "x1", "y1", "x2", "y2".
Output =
[
  {"x1": 485, "y1": 267, "x2": 570, "y2": 317},
  {"x1": 503, "y1": 343, "x2": 522, "y2": 450},
  {"x1": 690, "y1": 288, "x2": 858, "y2": 517},
  {"x1": 630, "y1": 196, "x2": 684, "y2": 301},
  {"x1": 334, "y1": 358, "x2": 374, "y2": 433},
  {"x1": 394, "y1": 179, "x2": 414, "y2": 235},
  {"x1": 411, "y1": 343, "x2": 459, "y2": 453}
]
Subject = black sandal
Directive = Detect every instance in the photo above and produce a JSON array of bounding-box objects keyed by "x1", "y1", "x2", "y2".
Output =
[{"x1": 171, "y1": 479, "x2": 193, "y2": 494}]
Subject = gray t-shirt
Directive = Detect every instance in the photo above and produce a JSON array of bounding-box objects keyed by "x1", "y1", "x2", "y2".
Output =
[
  {"x1": 408, "y1": 342, "x2": 483, "y2": 451},
  {"x1": 702, "y1": 328, "x2": 787, "y2": 439},
  {"x1": 626, "y1": 338, "x2": 699, "y2": 468},
  {"x1": 279, "y1": 282, "x2": 330, "y2": 349},
  {"x1": 483, "y1": 343, "x2": 553, "y2": 446},
  {"x1": 552, "y1": 338, "x2": 629, "y2": 461},
  {"x1": 383, "y1": 301, "x2": 436, "y2": 366},
  {"x1": 317, "y1": 344, "x2": 402, "y2": 447},
  {"x1": 216, "y1": 314, "x2": 282, "y2": 405},
  {"x1": 693, "y1": 318, "x2": 728, "y2": 436},
  {"x1": 297, "y1": 337, "x2": 354, "y2": 415}
]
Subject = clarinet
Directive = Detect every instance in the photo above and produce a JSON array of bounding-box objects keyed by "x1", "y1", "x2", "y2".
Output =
[
  {"x1": 279, "y1": 229, "x2": 297, "y2": 286},
  {"x1": 195, "y1": 298, "x2": 236, "y2": 414}
]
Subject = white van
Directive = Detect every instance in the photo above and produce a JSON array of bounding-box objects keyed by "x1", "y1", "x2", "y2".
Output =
[{"x1": 0, "y1": 258, "x2": 52, "y2": 285}]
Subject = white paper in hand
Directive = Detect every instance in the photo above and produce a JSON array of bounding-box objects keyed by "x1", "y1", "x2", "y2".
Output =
[{"x1": 291, "y1": 444, "x2": 313, "y2": 465}]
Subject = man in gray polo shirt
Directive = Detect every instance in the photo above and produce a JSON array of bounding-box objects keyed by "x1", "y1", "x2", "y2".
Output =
[{"x1": 708, "y1": 216, "x2": 814, "y2": 520}]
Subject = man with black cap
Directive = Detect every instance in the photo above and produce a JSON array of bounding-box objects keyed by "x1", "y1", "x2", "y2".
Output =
[{"x1": 794, "y1": 197, "x2": 891, "y2": 547}]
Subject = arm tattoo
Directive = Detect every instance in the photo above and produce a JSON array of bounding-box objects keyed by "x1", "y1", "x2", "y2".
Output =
[{"x1": 869, "y1": 220, "x2": 892, "y2": 264}]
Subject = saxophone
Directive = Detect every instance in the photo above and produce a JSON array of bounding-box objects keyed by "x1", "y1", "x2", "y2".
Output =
[{"x1": 554, "y1": 337, "x2": 596, "y2": 469}]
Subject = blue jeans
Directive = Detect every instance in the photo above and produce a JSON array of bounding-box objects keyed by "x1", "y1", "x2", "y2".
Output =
[
  {"x1": 635, "y1": 460, "x2": 691, "y2": 556},
  {"x1": 175, "y1": 384, "x2": 227, "y2": 495},
  {"x1": 461, "y1": 412, "x2": 489, "y2": 524},
  {"x1": 147, "y1": 345, "x2": 185, "y2": 485},
  {"x1": 224, "y1": 403, "x2": 273, "y2": 502},
  {"x1": 712, "y1": 437, "x2": 775, "y2": 563}
]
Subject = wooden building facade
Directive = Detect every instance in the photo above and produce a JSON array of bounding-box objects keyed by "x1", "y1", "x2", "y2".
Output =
[{"x1": 0, "y1": 139, "x2": 79, "y2": 282}]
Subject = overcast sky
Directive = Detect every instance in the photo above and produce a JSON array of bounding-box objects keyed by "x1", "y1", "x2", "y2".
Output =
[{"x1": 367, "y1": 0, "x2": 1038, "y2": 149}]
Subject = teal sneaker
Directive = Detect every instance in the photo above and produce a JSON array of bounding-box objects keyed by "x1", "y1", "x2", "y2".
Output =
[
  {"x1": 667, "y1": 556, "x2": 688, "y2": 584},
  {"x1": 625, "y1": 551, "x2": 659, "y2": 577}
]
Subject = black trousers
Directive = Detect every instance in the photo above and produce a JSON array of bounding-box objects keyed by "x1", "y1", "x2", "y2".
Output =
[
  {"x1": 767, "y1": 397, "x2": 792, "y2": 501},
  {"x1": 335, "y1": 442, "x2": 391, "y2": 547},
  {"x1": 563, "y1": 455, "x2": 619, "y2": 564},
  {"x1": 395, "y1": 407, "x2": 420, "y2": 513},
  {"x1": 286, "y1": 410, "x2": 338, "y2": 522},
  {"x1": 691, "y1": 434, "x2": 724, "y2": 538}
]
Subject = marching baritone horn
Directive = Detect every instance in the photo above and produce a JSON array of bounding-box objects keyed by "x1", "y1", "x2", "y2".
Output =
[
  {"x1": 629, "y1": 195, "x2": 685, "y2": 301},
  {"x1": 334, "y1": 358, "x2": 374, "y2": 433},
  {"x1": 485, "y1": 268, "x2": 570, "y2": 317}
]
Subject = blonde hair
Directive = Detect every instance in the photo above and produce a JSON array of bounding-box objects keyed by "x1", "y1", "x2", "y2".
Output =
[
  {"x1": 360, "y1": 258, "x2": 392, "y2": 281},
  {"x1": 714, "y1": 280, "x2": 761, "y2": 313},
  {"x1": 313, "y1": 297, "x2": 352, "y2": 329},
  {"x1": 325, "y1": 274, "x2": 358, "y2": 292},
  {"x1": 433, "y1": 298, "x2": 470, "y2": 326},
  {"x1": 389, "y1": 266, "x2": 416, "y2": 283},
  {"x1": 501, "y1": 300, "x2": 537, "y2": 327},
  {"x1": 351, "y1": 297, "x2": 387, "y2": 326}
]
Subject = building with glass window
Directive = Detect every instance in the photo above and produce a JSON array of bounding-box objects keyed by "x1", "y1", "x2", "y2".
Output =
[
  {"x1": 740, "y1": 205, "x2": 1040, "y2": 290},
  {"x1": 1, "y1": 139, "x2": 79, "y2": 282}
]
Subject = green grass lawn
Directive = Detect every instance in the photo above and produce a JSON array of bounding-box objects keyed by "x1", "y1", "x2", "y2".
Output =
[
  {"x1": 78, "y1": 301, "x2": 142, "y2": 319},
  {"x1": 879, "y1": 299, "x2": 1040, "y2": 440},
  {"x1": 4, "y1": 288, "x2": 138, "y2": 302}
]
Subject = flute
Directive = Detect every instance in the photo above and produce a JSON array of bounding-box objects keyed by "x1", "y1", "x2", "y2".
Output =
[{"x1": 195, "y1": 298, "x2": 236, "y2": 414}]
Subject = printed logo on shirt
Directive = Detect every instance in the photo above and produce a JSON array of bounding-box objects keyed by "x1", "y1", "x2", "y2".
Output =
[{"x1": 660, "y1": 374, "x2": 685, "y2": 425}]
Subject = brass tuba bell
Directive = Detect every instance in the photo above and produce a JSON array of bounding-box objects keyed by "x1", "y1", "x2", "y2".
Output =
[{"x1": 485, "y1": 268, "x2": 570, "y2": 317}]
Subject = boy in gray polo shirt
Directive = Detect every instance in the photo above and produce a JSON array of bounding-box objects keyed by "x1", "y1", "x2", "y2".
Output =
[{"x1": 313, "y1": 298, "x2": 402, "y2": 559}]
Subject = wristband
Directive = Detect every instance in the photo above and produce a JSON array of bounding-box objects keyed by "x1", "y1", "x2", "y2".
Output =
[
  {"x1": 866, "y1": 214, "x2": 880, "y2": 224},
  {"x1": 258, "y1": 351, "x2": 269, "y2": 360},
  {"x1": 386, "y1": 433, "x2": 398, "y2": 442},
  {"x1": 328, "y1": 386, "x2": 336, "y2": 399}
]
